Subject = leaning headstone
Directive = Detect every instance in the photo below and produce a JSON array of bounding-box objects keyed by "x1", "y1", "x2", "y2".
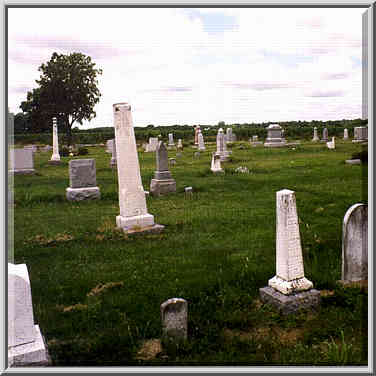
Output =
[
  {"x1": 49, "y1": 117, "x2": 61, "y2": 164},
  {"x1": 211, "y1": 152, "x2": 223, "y2": 173},
  {"x1": 341, "y1": 204, "x2": 368, "y2": 282},
  {"x1": 177, "y1": 139, "x2": 183, "y2": 149},
  {"x1": 8, "y1": 263, "x2": 50, "y2": 366},
  {"x1": 312, "y1": 127, "x2": 319, "y2": 142},
  {"x1": 114, "y1": 102, "x2": 164, "y2": 234},
  {"x1": 9, "y1": 149, "x2": 35, "y2": 175},
  {"x1": 198, "y1": 130, "x2": 206, "y2": 151},
  {"x1": 260, "y1": 189, "x2": 320, "y2": 314},
  {"x1": 110, "y1": 139, "x2": 117, "y2": 168},
  {"x1": 326, "y1": 136, "x2": 335, "y2": 149},
  {"x1": 150, "y1": 141, "x2": 176, "y2": 196},
  {"x1": 161, "y1": 298, "x2": 188, "y2": 344},
  {"x1": 66, "y1": 159, "x2": 101, "y2": 201},
  {"x1": 343, "y1": 128, "x2": 349, "y2": 140},
  {"x1": 168, "y1": 133, "x2": 175, "y2": 147},
  {"x1": 352, "y1": 127, "x2": 368, "y2": 143},
  {"x1": 264, "y1": 124, "x2": 286, "y2": 147},
  {"x1": 321, "y1": 128, "x2": 328, "y2": 142}
]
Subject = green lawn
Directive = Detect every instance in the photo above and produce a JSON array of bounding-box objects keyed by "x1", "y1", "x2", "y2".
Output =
[{"x1": 11, "y1": 139, "x2": 368, "y2": 366}]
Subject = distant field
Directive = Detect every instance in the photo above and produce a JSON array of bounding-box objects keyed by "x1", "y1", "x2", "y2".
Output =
[{"x1": 11, "y1": 139, "x2": 368, "y2": 366}]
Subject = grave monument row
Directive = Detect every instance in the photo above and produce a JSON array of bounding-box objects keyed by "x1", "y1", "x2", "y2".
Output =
[{"x1": 113, "y1": 102, "x2": 164, "y2": 234}]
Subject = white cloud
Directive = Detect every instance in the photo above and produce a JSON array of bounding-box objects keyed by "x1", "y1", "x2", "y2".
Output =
[{"x1": 7, "y1": 7, "x2": 364, "y2": 127}]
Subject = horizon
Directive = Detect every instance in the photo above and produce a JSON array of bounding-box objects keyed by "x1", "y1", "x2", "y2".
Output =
[{"x1": 8, "y1": 7, "x2": 365, "y2": 129}]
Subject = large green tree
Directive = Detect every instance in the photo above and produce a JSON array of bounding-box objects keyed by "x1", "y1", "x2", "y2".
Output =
[{"x1": 20, "y1": 52, "x2": 102, "y2": 144}]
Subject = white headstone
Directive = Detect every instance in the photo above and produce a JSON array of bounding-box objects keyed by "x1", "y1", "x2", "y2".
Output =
[
  {"x1": 194, "y1": 126, "x2": 200, "y2": 145},
  {"x1": 342, "y1": 204, "x2": 368, "y2": 282},
  {"x1": 312, "y1": 127, "x2": 319, "y2": 141},
  {"x1": 177, "y1": 139, "x2": 183, "y2": 149},
  {"x1": 110, "y1": 138, "x2": 117, "y2": 167},
  {"x1": 216, "y1": 128, "x2": 228, "y2": 161},
  {"x1": 168, "y1": 133, "x2": 175, "y2": 147},
  {"x1": 198, "y1": 130, "x2": 205, "y2": 151},
  {"x1": 8, "y1": 263, "x2": 50, "y2": 366},
  {"x1": 211, "y1": 152, "x2": 223, "y2": 173},
  {"x1": 343, "y1": 128, "x2": 349, "y2": 140},
  {"x1": 268, "y1": 189, "x2": 313, "y2": 295},
  {"x1": 50, "y1": 117, "x2": 60, "y2": 162},
  {"x1": 146, "y1": 137, "x2": 159, "y2": 152},
  {"x1": 106, "y1": 139, "x2": 114, "y2": 153},
  {"x1": 264, "y1": 124, "x2": 286, "y2": 147},
  {"x1": 322, "y1": 128, "x2": 328, "y2": 142},
  {"x1": 113, "y1": 103, "x2": 163, "y2": 233},
  {"x1": 9, "y1": 149, "x2": 35, "y2": 174}
]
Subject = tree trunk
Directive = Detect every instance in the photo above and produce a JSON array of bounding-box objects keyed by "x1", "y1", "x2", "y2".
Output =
[{"x1": 65, "y1": 115, "x2": 72, "y2": 146}]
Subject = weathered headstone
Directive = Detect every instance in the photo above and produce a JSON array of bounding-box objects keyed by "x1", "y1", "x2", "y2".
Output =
[
  {"x1": 326, "y1": 136, "x2": 335, "y2": 149},
  {"x1": 264, "y1": 124, "x2": 286, "y2": 147},
  {"x1": 49, "y1": 117, "x2": 61, "y2": 164},
  {"x1": 168, "y1": 133, "x2": 175, "y2": 147},
  {"x1": 260, "y1": 189, "x2": 320, "y2": 314},
  {"x1": 114, "y1": 102, "x2": 164, "y2": 234},
  {"x1": 216, "y1": 128, "x2": 228, "y2": 161},
  {"x1": 312, "y1": 127, "x2": 319, "y2": 142},
  {"x1": 106, "y1": 139, "x2": 113, "y2": 153},
  {"x1": 9, "y1": 149, "x2": 35, "y2": 175},
  {"x1": 211, "y1": 152, "x2": 223, "y2": 173},
  {"x1": 161, "y1": 298, "x2": 188, "y2": 343},
  {"x1": 343, "y1": 128, "x2": 349, "y2": 140},
  {"x1": 177, "y1": 139, "x2": 183, "y2": 149},
  {"x1": 322, "y1": 127, "x2": 328, "y2": 142},
  {"x1": 226, "y1": 128, "x2": 232, "y2": 143},
  {"x1": 110, "y1": 139, "x2": 117, "y2": 168},
  {"x1": 66, "y1": 159, "x2": 101, "y2": 201},
  {"x1": 352, "y1": 127, "x2": 368, "y2": 143},
  {"x1": 150, "y1": 141, "x2": 176, "y2": 196},
  {"x1": 194, "y1": 125, "x2": 200, "y2": 146},
  {"x1": 198, "y1": 130, "x2": 205, "y2": 151},
  {"x1": 169, "y1": 158, "x2": 176, "y2": 165},
  {"x1": 145, "y1": 137, "x2": 159, "y2": 152},
  {"x1": 341, "y1": 204, "x2": 368, "y2": 282},
  {"x1": 8, "y1": 263, "x2": 50, "y2": 366}
]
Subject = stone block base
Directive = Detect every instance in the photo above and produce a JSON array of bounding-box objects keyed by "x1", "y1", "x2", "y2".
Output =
[
  {"x1": 66, "y1": 187, "x2": 101, "y2": 201},
  {"x1": 116, "y1": 213, "x2": 155, "y2": 230},
  {"x1": 259, "y1": 286, "x2": 320, "y2": 315},
  {"x1": 8, "y1": 325, "x2": 51, "y2": 367},
  {"x1": 122, "y1": 223, "x2": 165, "y2": 235},
  {"x1": 268, "y1": 275, "x2": 313, "y2": 295},
  {"x1": 48, "y1": 160, "x2": 61, "y2": 165},
  {"x1": 10, "y1": 169, "x2": 35, "y2": 175},
  {"x1": 264, "y1": 142, "x2": 287, "y2": 148},
  {"x1": 150, "y1": 179, "x2": 176, "y2": 196}
]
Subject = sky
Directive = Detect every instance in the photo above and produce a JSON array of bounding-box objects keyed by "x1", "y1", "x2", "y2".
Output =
[{"x1": 7, "y1": 6, "x2": 366, "y2": 129}]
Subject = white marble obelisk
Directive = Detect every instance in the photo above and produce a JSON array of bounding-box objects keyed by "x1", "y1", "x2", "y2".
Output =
[
  {"x1": 113, "y1": 103, "x2": 163, "y2": 233},
  {"x1": 343, "y1": 128, "x2": 349, "y2": 140},
  {"x1": 50, "y1": 117, "x2": 61, "y2": 163},
  {"x1": 268, "y1": 189, "x2": 313, "y2": 295},
  {"x1": 312, "y1": 127, "x2": 319, "y2": 141}
]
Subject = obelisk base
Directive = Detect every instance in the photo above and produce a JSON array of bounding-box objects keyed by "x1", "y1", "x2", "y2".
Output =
[
  {"x1": 268, "y1": 275, "x2": 313, "y2": 295},
  {"x1": 116, "y1": 213, "x2": 164, "y2": 234},
  {"x1": 150, "y1": 179, "x2": 176, "y2": 196},
  {"x1": 66, "y1": 187, "x2": 101, "y2": 201},
  {"x1": 259, "y1": 286, "x2": 320, "y2": 315}
]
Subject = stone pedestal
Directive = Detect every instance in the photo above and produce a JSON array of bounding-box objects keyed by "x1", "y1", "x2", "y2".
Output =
[
  {"x1": 8, "y1": 263, "x2": 50, "y2": 366},
  {"x1": 114, "y1": 102, "x2": 163, "y2": 234}
]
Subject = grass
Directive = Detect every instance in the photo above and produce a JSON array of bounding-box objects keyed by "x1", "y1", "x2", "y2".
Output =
[{"x1": 11, "y1": 139, "x2": 368, "y2": 366}]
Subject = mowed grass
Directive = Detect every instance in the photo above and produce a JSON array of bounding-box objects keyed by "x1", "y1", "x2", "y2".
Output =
[{"x1": 12, "y1": 139, "x2": 368, "y2": 366}]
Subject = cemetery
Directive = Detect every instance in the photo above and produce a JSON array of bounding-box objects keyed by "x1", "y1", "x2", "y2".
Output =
[{"x1": 9, "y1": 113, "x2": 368, "y2": 367}]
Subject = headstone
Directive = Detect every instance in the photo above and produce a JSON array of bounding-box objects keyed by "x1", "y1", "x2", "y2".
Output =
[
  {"x1": 8, "y1": 263, "x2": 50, "y2": 366},
  {"x1": 106, "y1": 139, "x2": 113, "y2": 153},
  {"x1": 168, "y1": 133, "x2": 175, "y2": 147},
  {"x1": 341, "y1": 204, "x2": 368, "y2": 282},
  {"x1": 113, "y1": 102, "x2": 164, "y2": 233},
  {"x1": 110, "y1": 139, "x2": 117, "y2": 168},
  {"x1": 312, "y1": 127, "x2": 319, "y2": 142},
  {"x1": 49, "y1": 117, "x2": 61, "y2": 164},
  {"x1": 169, "y1": 158, "x2": 176, "y2": 165},
  {"x1": 322, "y1": 128, "x2": 328, "y2": 142},
  {"x1": 150, "y1": 141, "x2": 176, "y2": 196},
  {"x1": 252, "y1": 135, "x2": 258, "y2": 142},
  {"x1": 9, "y1": 149, "x2": 35, "y2": 175},
  {"x1": 226, "y1": 128, "x2": 233, "y2": 143},
  {"x1": 24, "y1": 145, "x2": 38, "y2": 153},
  {"x1": 40, "y1": 145, "x2": 52, "y2": 152},
  {"x1": 250, "y1": 135, "x2": 262, "y2": 146},
  {"x1": 264, "y1": 124, "x2": 286, "y2": 147},
  {"x1": 66, "y1": 159, "x2": 100, "y2": 201},
  {"x1": 211, "y1": 152, "x2": 223, "y2": 173},
  {"x1": 177, "y1": 139, "x2": 183, "y2": 149},
  {"x1": 194, "y1": 151, "x2": 200, "y2": 158},
  {"x1": 352, "y1": 127, "x2": 368, "y2": 143},
  {"x1": 185, "y1": 186, "x2": 193, "y2": 196},
  {"x1": 326, "y1": 136, "x2": 335, "y2": 149},
  {"x1": 145, "y1": 137, "x2": 159, "y2": 152},
  {"x1": 161, "y1": 298, "x2": 188, "y2": 343},
  {"x1": 260, "y1": 189, "x2": 320, "y2": 314},
  {"x1": 198, "y1": 130, "x2": 206, "y2": 151},
  {"x1": 194, "y1": 125, "x2": 201, "y2": 146},
  {"x1": 343, "y1": 128, "x2": 349, "y2": 140},
  {"x1": 216, "y1": 128, "x2": 228, "y2": 161}
]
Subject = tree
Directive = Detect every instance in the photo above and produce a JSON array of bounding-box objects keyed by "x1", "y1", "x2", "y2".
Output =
[{"x1": 20, "y1": 52, "x2": 102, "y2": 145}]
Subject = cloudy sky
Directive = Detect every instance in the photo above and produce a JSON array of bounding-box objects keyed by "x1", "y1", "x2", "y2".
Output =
[{"x1": 8, "y1": 6, "x2": 365, "y2": 128}]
